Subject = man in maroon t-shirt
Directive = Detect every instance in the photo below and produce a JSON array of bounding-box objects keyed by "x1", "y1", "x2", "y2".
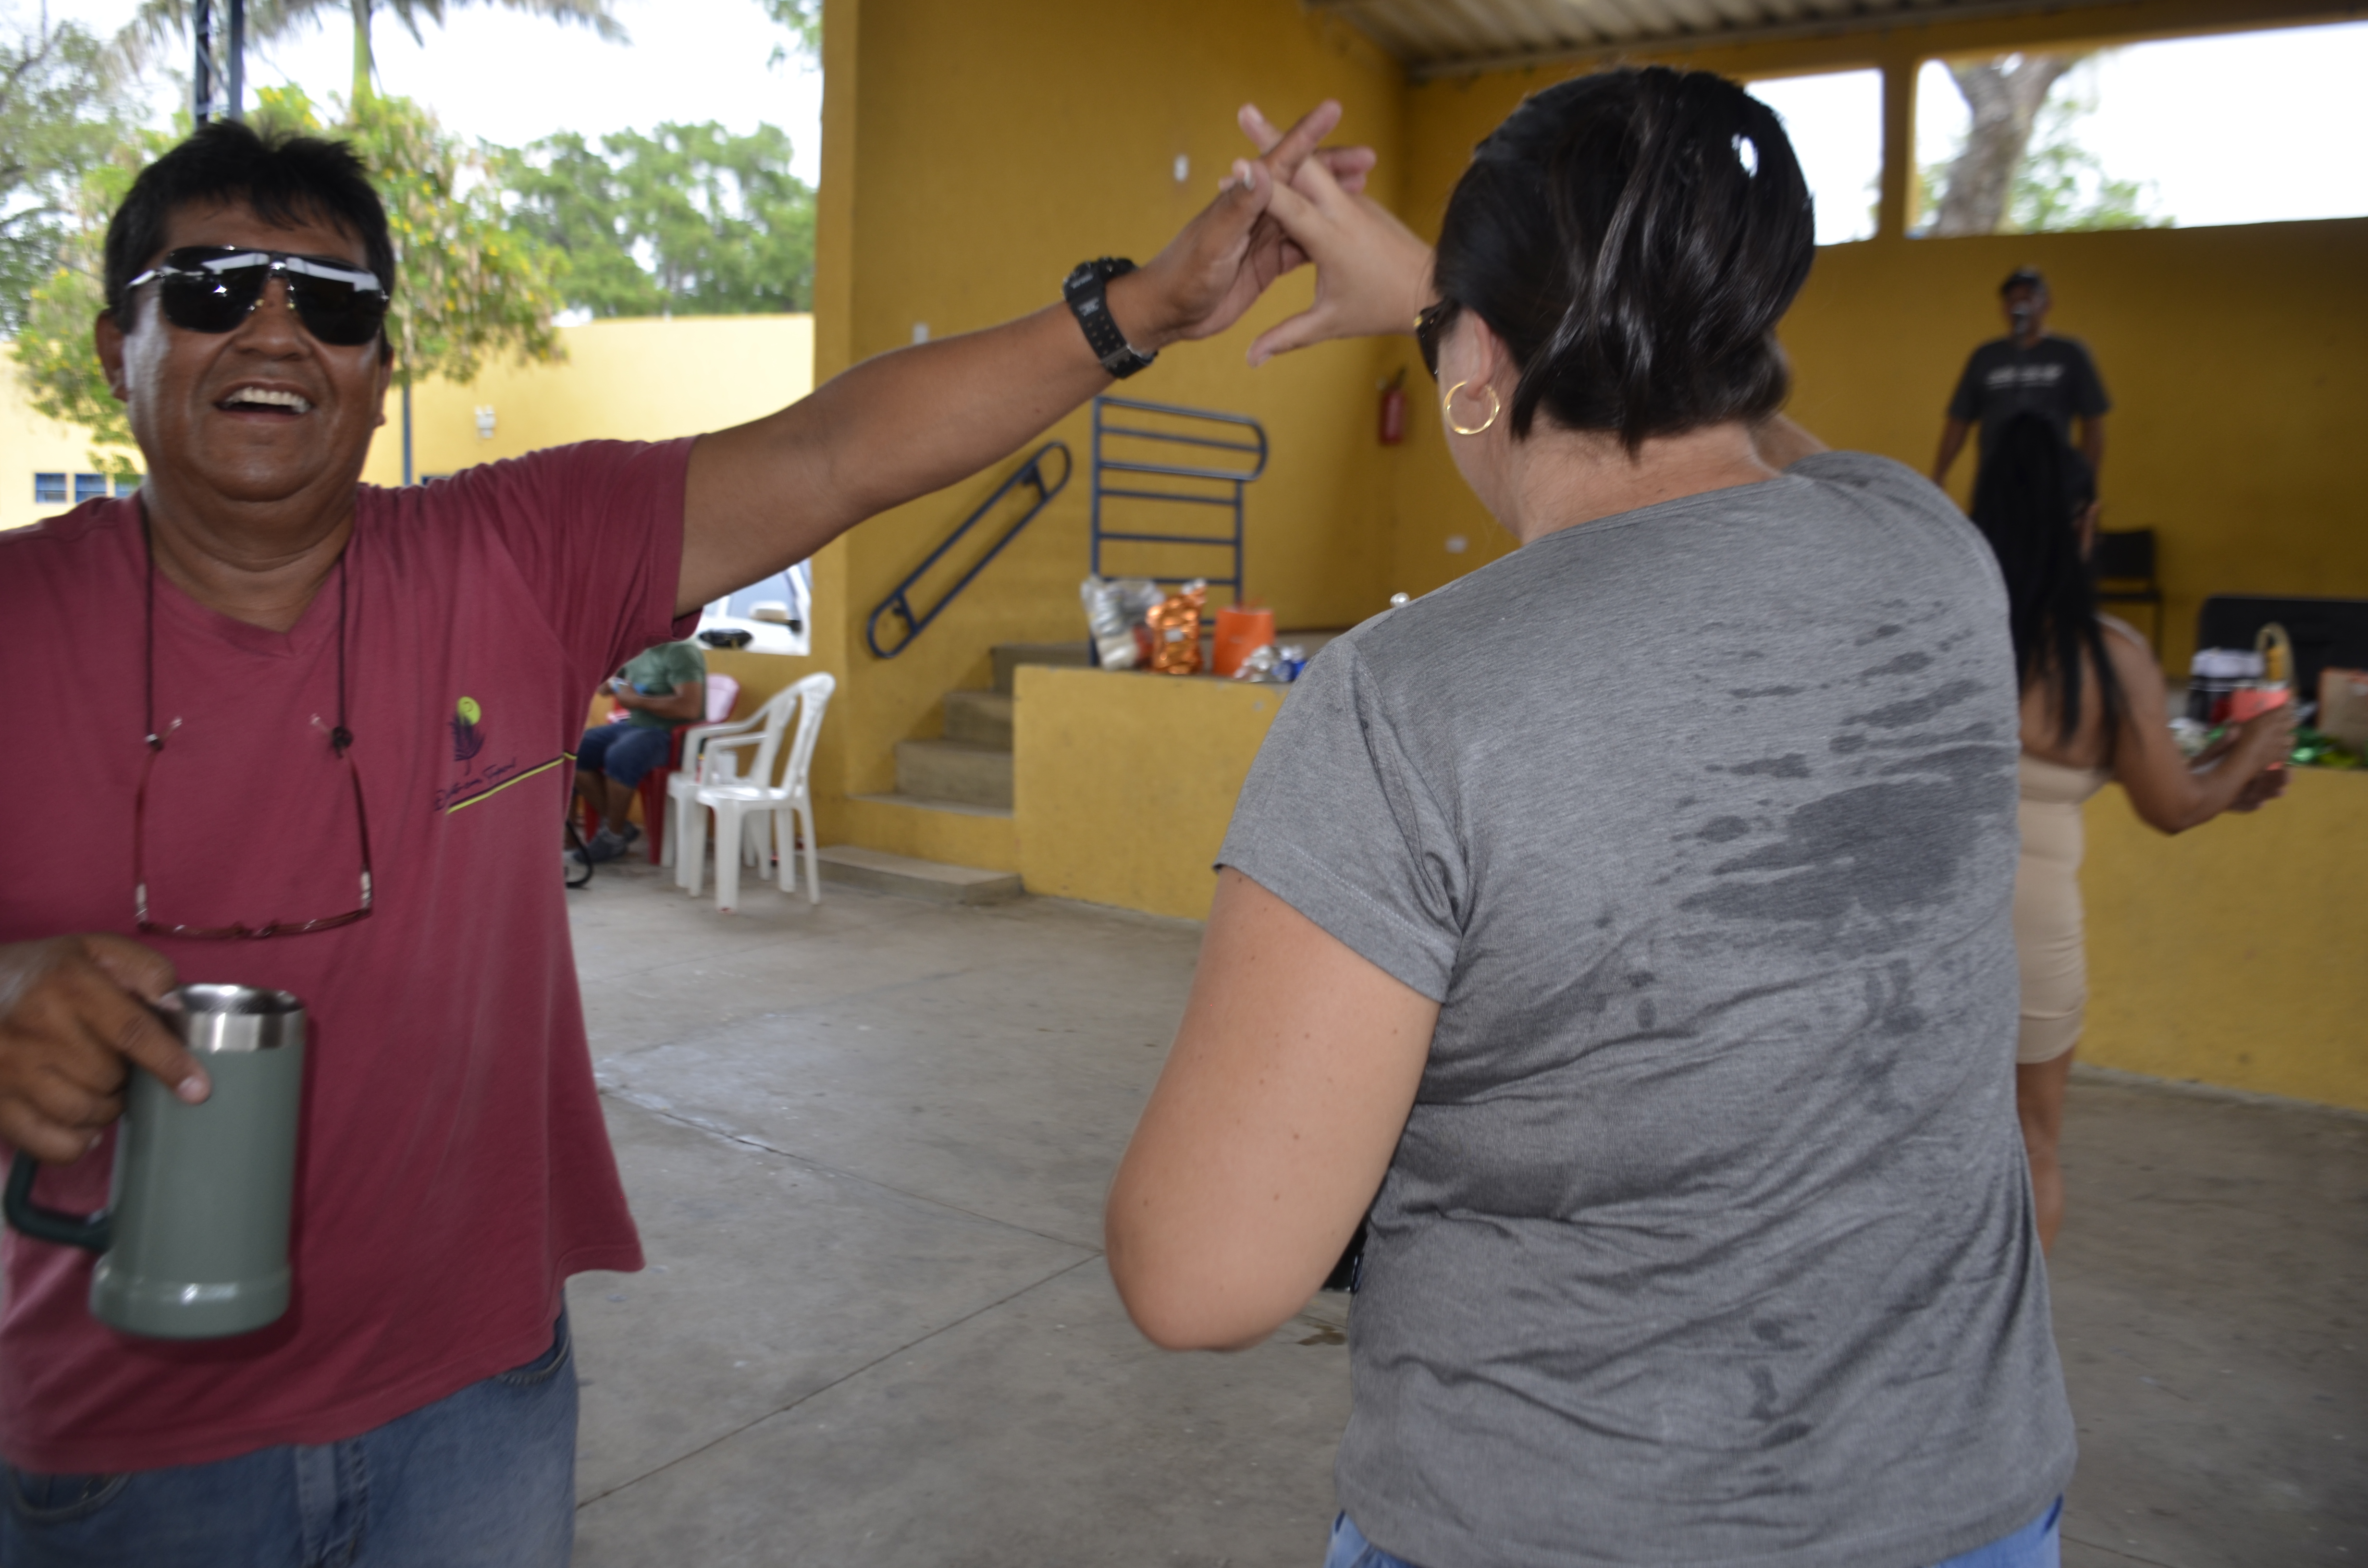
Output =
[{"x1": 0, "y1": 110, "x2": 1369, "y2": 1561}]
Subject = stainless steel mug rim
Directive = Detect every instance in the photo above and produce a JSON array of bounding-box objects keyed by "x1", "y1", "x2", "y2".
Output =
[{"x1": 164, "y1": 985, "x2": 304, "y2": 1054}]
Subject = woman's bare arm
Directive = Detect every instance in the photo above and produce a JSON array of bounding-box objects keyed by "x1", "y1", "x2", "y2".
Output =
[
  {"x1": 2106, "y1": 623, "x2": 2293, "y2": 833},
  {"x1": 1106, "y1": 869, "x2": 1436, "y2": 1351}
]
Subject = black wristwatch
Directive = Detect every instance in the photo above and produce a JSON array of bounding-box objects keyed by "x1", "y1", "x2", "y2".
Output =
[{"x1": 1063, "y1": 258, "x2": 1157, "y2": 379}]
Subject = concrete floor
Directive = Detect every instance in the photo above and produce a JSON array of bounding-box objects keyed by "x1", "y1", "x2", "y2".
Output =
[{"x1": 563, "y1": 857, "x2": 2367, "y2": 1568}]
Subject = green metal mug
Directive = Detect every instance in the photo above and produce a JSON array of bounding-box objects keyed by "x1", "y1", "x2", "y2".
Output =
[{"x1": 3, "y1": 984, "x2": 306, "y2": 1339}]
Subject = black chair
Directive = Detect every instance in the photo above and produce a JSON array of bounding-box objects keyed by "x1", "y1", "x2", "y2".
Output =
[{"x1": 2090, "y1": 528, "x2": 2164, "y2": 652}]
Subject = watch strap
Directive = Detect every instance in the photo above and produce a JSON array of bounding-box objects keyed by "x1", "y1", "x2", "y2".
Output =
[{"x1": 1063, "y1": 258, "x2": 1156, "y2": 380}]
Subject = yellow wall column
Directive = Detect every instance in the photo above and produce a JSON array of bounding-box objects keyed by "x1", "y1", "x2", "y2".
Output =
[{"x1": 814, "y1": 0, "x2": 1408, "y2": 870}]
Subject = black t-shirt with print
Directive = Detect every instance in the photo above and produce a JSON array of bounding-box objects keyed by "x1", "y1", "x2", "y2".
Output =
[{"x1": 1947, "y1": 335, "x2": 2110, "y2": 459}]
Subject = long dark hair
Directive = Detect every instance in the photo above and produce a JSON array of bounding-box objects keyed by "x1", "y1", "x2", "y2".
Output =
[
  {"x1": 1429, "y1": 66, "x2": 1815, "y2": 449},
  {"x1": 1967, "y1": 413, "x2": 2123, "y2": 754}
]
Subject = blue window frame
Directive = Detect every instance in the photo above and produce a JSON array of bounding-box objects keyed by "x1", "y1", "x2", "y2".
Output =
[
  {"x1": 74, "y1": 473, "x2": 107, "y2": 503},
  {"x1": 112, "y1": 474, "x2": 143, "y2": 496},
  {"x1": 34, "y1": 473, "x2": 66, "y2": 504}
]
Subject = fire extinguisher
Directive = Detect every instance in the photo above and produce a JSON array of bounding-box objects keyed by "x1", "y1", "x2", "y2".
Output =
[{"x1": 1378, "y1": 368, "x2": 1406, "y2": 446}]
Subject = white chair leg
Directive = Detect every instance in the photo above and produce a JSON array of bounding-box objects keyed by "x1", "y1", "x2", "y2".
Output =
[
  {"x1": 679, "y1": 797, "x2": 708, "y2": 896},
  {"x1": 800, "y1": 802, "x2": 821, "y2": 906},
  {"x1": 714, "y1": 801, "x2": 745, "y2": 913}
]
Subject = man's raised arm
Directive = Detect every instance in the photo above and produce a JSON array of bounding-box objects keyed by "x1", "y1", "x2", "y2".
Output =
[{"x1": 676, "y1": 103, "x2": 1369, "y2": 615}]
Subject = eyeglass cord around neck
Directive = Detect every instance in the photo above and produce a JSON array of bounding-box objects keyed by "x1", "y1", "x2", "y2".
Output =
[{"x1": 139, "y1": 502, "x2": 354, "y2": 758}]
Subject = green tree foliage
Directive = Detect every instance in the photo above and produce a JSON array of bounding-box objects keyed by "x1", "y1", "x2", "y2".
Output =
[
  {"x1": 0, "y1": 14, "x2": 140, "y2": 335},
  {"x1": 127, "y1": 0, "x2": 626, "y2": 105},
  {"x1": 12, "y1": 152, "x2": 152, "y2": 474},
  {"x1": 1919, "y1": 54, "x2": 2168, "y2": 236},
  {"x1": 760, "y1": 0, "x2": 820, "y2": 65},
  {"x1": 2004, "y1": 85, "x2": 2168, "y2": 233},
  {"x1": 501, "y1": 123, "x2": 816, "y2": 317},
  {"x1": 10, "y1": 85, "x2": 563, "y2": 474},
  {"x1": 256, "y1": 87, "x2": 565, "y2": 388}
]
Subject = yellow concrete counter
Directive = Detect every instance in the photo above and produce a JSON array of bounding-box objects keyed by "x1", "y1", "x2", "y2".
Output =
[
  {"x1": 1013, "y1": 667, "x2": 2364, "y2": 1112},
  {"x1": 2082, "y1": 768, "x2": 2367, "y2": 1111},
  {"x1": 1013, "y1": 666, "x2": 1286, "y2": 920}
]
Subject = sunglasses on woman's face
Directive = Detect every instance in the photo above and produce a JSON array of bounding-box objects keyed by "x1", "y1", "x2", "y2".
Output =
[
  {"x1": 1415, "y1": 300, "x2": 1455, "y2": 381},
  {"x1": 125, "y1": 246, "x2": 389, "y2": 347}
]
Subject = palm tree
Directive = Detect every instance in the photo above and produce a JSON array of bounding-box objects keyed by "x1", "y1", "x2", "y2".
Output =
[{"x1": 127, "y1": 0, "x2": 627, "y2": 107}]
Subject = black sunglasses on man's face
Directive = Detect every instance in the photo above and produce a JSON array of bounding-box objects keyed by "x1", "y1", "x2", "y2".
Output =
[{"x1": 126, "y1": 245, "x2": 389, "y2": 347}]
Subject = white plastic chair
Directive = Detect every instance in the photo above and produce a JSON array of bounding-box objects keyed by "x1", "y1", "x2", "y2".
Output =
[
  {"x1": 677, "y1": 673, "x2": 834, "y2": 912},
  {"x1": 658, "y1": 674, "x2": 749, "y2": 870}
]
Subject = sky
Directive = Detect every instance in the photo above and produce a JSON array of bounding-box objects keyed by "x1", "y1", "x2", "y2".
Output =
[
  {"x1": 1753, "y1": 19, "x2": 2368, "y2": 242},
  {"x1": 37, "y1": 0, "x2": 825, "y2": 181}
]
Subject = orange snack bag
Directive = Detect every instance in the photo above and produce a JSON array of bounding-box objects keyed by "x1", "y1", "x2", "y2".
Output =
[{"x1": 1145, "y1": 581, "x2": 1208, "y2": 675}]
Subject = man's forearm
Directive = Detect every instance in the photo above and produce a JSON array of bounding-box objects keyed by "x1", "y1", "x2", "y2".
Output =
[{"x1": 2079, "y1": 416, "x2": 2105, "y2": 479}]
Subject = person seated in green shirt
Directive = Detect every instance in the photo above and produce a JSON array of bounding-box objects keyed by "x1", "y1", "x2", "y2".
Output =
[{"x1": 571, "y1": 639, "x2": 706, "y2": 863}]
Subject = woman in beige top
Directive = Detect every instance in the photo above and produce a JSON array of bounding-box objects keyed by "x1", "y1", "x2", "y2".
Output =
[{"x1": 1968, "y1": 415, "x2": 2292, "y2": 1251}]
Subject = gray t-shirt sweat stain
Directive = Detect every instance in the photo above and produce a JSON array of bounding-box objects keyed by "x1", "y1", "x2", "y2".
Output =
[{"x1": 1218, "y1": 452, "x2": 2073, "y2": 1568}]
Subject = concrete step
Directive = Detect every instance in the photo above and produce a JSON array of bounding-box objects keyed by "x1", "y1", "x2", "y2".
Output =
[
  {"x1": 849, "y1": 792, "x2": 1012, "y2": 821},
  {"x1": 814, "y1": 845, "x2": 1022, "y2": 905},
  {"x1": 942, "y1": 688, "x2": 1014, "y2": 749},
  {"x1": 894, "y1": 738, "x2": 1013, "y2": 809},
  {"x1": 992, "y1": 641, "x2": 1092, "y2": 695}
]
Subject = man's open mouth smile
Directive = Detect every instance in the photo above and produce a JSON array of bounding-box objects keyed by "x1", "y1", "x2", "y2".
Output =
[{"x1": 218, "y1": 385, "x2": 314, "y2": 416}]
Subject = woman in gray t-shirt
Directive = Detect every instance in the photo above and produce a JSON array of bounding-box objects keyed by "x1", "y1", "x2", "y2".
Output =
[{"x1": 1107, "y1": 68, "x2": 2073, "y2": 1568}]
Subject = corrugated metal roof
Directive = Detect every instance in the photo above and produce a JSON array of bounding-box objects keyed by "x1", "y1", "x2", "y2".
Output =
[{"x1": 1314, "y1": 0, "x2": 2126, "y2": 78}]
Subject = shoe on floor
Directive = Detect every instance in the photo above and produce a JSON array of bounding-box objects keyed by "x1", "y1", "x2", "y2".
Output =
[
  {"x1": 581, "y1": 828, "x2": 630, "y2": 864},
  {"x1": 619, "y1": 822, "x2": 642, "y2": 850}
]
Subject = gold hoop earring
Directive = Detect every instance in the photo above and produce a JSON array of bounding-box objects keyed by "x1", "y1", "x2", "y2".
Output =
[{"x1": 1443, "y1": 380, "x2": 1500, "y2": 437}]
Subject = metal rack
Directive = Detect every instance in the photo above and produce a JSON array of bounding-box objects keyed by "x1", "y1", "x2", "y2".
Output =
[
  {"x1": 864, "y1": 442, "x2": 1073, "y2": 660},
  {"x1": 1089, "y1": 396, "x2": 1268, "y2": 602}
]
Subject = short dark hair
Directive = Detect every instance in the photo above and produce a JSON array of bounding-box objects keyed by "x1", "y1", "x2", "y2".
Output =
[
  {"x1": 2000, "y1": 267, "x2": 2047, "y2": 297},
  {"x1": 1430, "y1": 66, "x2": 1814, "y2": 449},
  {"x1": 103, "y1": 119, "x2": 396, "y2": 324}
]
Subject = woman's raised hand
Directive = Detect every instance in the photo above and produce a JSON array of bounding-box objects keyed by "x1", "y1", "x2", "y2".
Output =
[
  {"x1": 1119, "y1": 101, "x2": 1377, "y2": 351},
  {"x1": 1234, "y1": 102, "x2": 1434, "y2": 366}
]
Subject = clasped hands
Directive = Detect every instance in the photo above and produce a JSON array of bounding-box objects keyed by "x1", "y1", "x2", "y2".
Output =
[{"x1": 1112, "y1": 101, "x2": 1433, "y2": 368}]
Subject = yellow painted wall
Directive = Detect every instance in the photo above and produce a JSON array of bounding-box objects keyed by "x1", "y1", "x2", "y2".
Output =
[
  {"x1": 2081, "y1": 770, "x2": 2367, "y2": 1112},
  {"x1": 1013, "y1": 665, "x2": 1285, "y2": 919},
  {"x1": 357, "y1": 314, "x2": 814, "y2": 485},
  {"x1": 1387, "y1": 7, "x2": 2368, "y2": 674},
  {"x1": 805, "y1": 0, "x2": 1407, "y2": 870},
  {"x1": 0, "y1": 366, "x2": 135, "y2": 534}
]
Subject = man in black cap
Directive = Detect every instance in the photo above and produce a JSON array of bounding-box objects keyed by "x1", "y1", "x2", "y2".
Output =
[{"x1": 1932, "y1": 268, "x2": 2109, "y2": 489}]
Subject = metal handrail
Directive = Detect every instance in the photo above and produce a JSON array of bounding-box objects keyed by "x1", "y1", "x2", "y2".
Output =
[
  {"x1": 1090, "y1": 397, "x2": 1267, "y2": 603},
  {"x1": 864, "y1": 441, "x2": 1073, "y2": 660}
]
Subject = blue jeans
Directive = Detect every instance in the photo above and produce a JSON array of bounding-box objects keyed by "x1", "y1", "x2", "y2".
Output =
[
  {"x1": 576, "y1": 723, "x2": 673, "y2": 789},
  {"x1": 1324, "y1": 1496, "x2": 2063, "y2": 1568},
  {"x1": 0, "y1": 1313, "x2": 576, "y2": 1568}
]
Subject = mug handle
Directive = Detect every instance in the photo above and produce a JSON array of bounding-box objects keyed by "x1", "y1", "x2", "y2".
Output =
[{"x1": 3, "y1": 1152, "x2": 111, "y2": 1252}]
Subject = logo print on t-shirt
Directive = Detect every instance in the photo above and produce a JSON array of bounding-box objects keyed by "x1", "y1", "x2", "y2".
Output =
[{"x1": 452, "y1": 696, "x2": 486, "y2": 762}]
